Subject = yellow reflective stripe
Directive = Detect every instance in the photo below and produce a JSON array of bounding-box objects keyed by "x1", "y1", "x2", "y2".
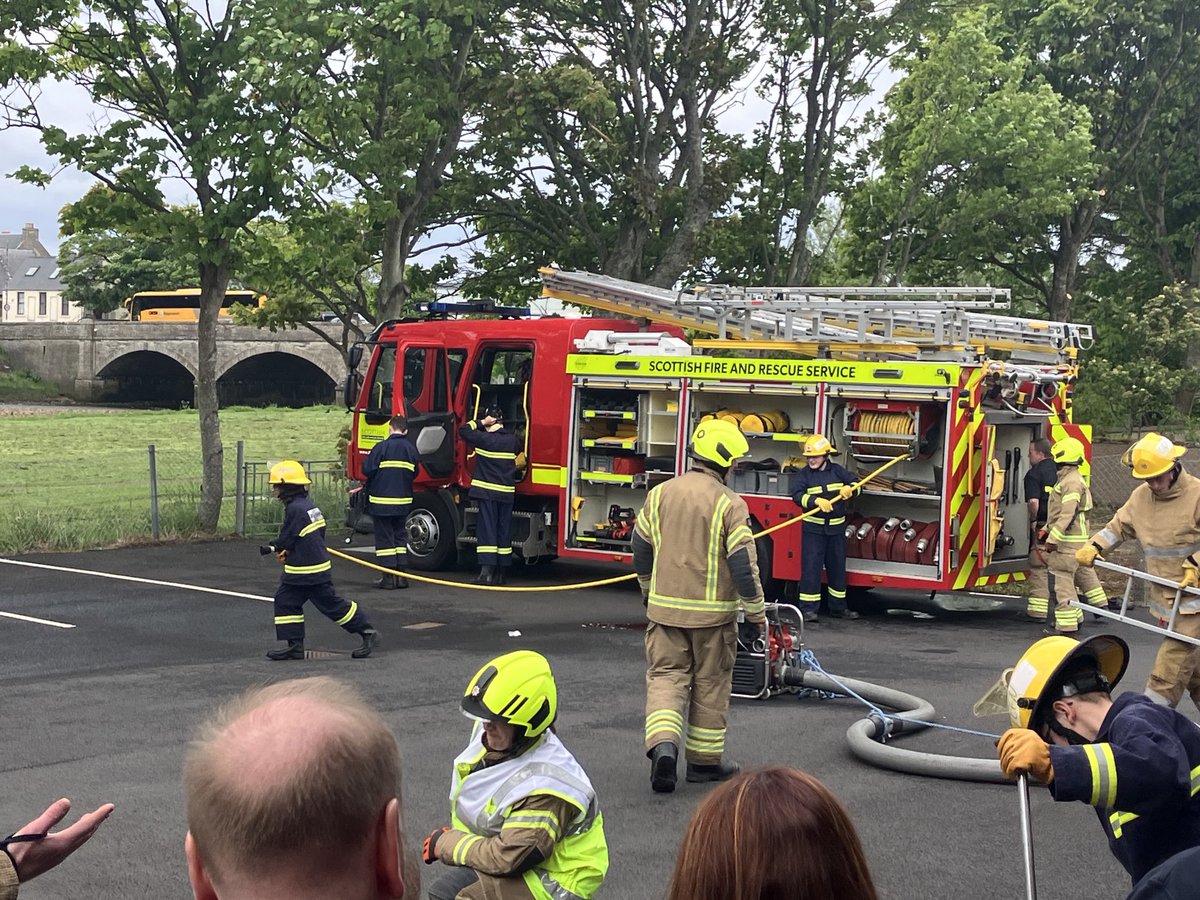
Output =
[
  {"x1": 273, "y1": 615, "x2": 304, "y2": 624},
  {"x1": 496, "y1": 547, "x2": 513, "y2": 555},
  {"x1": 1061, "y1": 492, "x2": 1080, "y2": 503},
  {"x1": 376, "y1": 548, "x2": 401, "y2": 557},
  {"x1": 504, "y1": 810, "x2": 562, "y2": 839},
  {"x1": 645, "y1": 709, "x2": 684, "y2": 739},
  {"x1": 706, "y1": 495, "x2": 730, "y2": 604},
  {"x1": 1109, "y1": 810, "x2": 1139, "y2": 839},
  {"x1": 379, "y1": 460, "x2": 416, "y2": 470},
  {"x1": 335, "y1": 601, "x2": 359, "y2": 626},
  {"x1": 475, "y1": 448, "x2": 516, "y2": 460},
  {"x1": 298, "y1": 519, "x2": 326, "y2": 537},
  {"x1": 685, "y1": 724, "x2": 726, "y2": 754},
  {"x1": 1191, "y1": 763, "x2": 1200, "y2": 796},
  {"x1": 531, "y1": 465, "x2": 566, "y2": 487},
  {"x1": 452, "y1": 834, "x2": 483, "y2": 865},
  {"x1": 477, "y1": 545, "x2": 499, "y2": 553},
  {"x1": 648, "y1": 594, "x2": 737, "y2": 613},
  {"x1": 472, "y1": 479, "x2": 515, "y2": 493},
  {"x1": 368, "y1": 496, "x2": 413, "y2": 505},
  {"x1": 807, "y1": 516, "x2": 845, "y2": 526},
  {"x1": 1084, "y1": 743, "x2": 1117, "y2": 809},
  {"x1": 284, "y1": 561, "x2": 332, "y2": 575},
  {"x1": 727, "y1": 524, "x2": 752, "y2": 553}
]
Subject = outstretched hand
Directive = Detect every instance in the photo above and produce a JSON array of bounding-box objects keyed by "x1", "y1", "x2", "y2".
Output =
[{"x1": 4, "y1": 799, "x2": 113, "y2": 884}]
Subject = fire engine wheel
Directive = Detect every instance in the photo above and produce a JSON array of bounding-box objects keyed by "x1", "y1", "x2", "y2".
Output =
[{"x1": 404, "y1": 495, "x2": 457, "y2": 571}]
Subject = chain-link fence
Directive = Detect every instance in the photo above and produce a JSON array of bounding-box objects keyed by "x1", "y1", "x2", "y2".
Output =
[{"x1": 0, "y1": 443, "x2": 348, "y2": 554}]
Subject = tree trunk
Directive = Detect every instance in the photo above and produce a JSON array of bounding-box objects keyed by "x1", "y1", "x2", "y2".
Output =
[
  {"x1": 196, "y1": 255, "x2": 230, "y2": 532},
  {"x1": 1049, "y1": 202, "x2": 1097, "y2": 322}
]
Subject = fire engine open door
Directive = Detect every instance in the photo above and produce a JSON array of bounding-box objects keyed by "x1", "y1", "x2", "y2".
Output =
[
  {"x1": 979, "y1": 420, "x2": 1041, "y2": 574},
  {"x1": 397, "y1": 343, "x2": 456, "y2": 478}
]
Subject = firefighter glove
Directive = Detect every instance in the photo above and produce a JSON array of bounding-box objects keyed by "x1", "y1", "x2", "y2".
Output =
[
  {"x1": 1044, "y1": 542, "x2": 1057, "y2": 555},
  {"x1": 259, "y1": 544, "x2": 276, "y2": 556},
  {"x1": 838, "y1": 485, "x2": 856, "y2": 501},
  {"x1": 638, "y1": 577, "x2": 651, "y2": 606},
  {"x1": 1180, "y1": 567, "x2": 1200, "y2": 591},
  {"x1": 1075, "y1": 543, "x2": 1102, "y2": 567},
  {"x1": 1037, "y1": 528, "x2": 1048, "y2": 544},
  {"x1": 814, "y1": 497, "x2": 835, "y2": 514},
  {"x1": 423, "y1": 826, "x2": 449, "y2": 865},
  {"x1": 998, "y1": 728, "x2": 1054, "y2": 783}
]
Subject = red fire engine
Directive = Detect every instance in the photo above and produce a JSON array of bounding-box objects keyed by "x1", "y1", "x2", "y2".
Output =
[{"x1": 345, "y1": 270, "x2": 1093, "y2": 600}]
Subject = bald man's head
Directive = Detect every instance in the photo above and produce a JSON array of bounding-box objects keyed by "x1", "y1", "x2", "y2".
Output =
[{"x1": 184, "y1": 677, "x2": 402, "y2": 890}]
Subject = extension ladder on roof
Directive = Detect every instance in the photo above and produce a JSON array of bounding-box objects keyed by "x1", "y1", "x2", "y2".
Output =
[{"x1": 539, "y1": 267, "x2": 1093, "y2": 362}]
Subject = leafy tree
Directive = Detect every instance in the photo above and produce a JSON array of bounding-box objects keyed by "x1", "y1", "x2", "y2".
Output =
[
  {"x1": 285, "y1": 0, "x2": 500, "y2": 323},
  {"x1": 56, "y1": 191, "x2": 198, "y2": 315},
  {"x1": 2, "y1": 0, "x2": 344, "y2": 529},
  {"x1": 839, "y1": 11, "x2": 1096, "y2": 311},
  {"x1": 701, "y1": 0, "x2": 917, "y2": 286},
  {"x1": 464, "y1": 0, "x2": 760, "y2": 296}
]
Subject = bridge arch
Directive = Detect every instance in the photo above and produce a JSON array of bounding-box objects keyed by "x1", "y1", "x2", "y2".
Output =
[
  {"x1": 217, "y1": 349, "x2": 337, "y2": 407},
  {"x1": 94, "y1": 350, "x2": 196, "y2": 406}
]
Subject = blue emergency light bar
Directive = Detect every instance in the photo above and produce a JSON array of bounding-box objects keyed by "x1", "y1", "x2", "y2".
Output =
[{"x1": 422, "y1": 300, "x2": 530, "y2": 319}]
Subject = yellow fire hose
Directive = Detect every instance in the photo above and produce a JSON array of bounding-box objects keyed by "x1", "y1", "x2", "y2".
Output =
[{"x1": 329, "y1": 453, "x2": 910, "y2": 592}]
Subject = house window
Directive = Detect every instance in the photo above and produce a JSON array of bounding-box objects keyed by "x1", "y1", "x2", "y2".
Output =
[
  {"x1": 61, "y1": 295, "x2": 70, "y2": 316},
  {"x1": 16, "y1": 292, "x2": 24, "y2": 315},
  {"x1": 38, "y1": 292, "x2": 48, "y2": 315}
]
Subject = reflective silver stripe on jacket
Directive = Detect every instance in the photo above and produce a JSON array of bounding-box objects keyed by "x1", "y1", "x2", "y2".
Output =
[{"x1": 538, "y1": 869, "x2": 587, "y2": 900}]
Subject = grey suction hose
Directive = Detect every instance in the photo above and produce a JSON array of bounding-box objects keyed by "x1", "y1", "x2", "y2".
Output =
[{"x1": 781, "y1": 667, "x2": 1011, "y2": 784}]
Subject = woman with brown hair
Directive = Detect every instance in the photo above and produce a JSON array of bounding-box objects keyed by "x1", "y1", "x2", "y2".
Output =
[{"x1": 665, "y1": 766, "x2": 879, "y2": 900}]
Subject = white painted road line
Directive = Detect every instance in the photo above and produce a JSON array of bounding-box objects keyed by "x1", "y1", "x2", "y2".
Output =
[
  {"x1": 0, "y1": 558, "x2": 274, "y2": 603},
  {"x1": 0, "y1": 610, "x2": 75, "y2": 628}
]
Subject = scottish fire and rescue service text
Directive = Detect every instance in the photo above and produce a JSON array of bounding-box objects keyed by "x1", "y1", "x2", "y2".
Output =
[{"x1": 644, "y1": 359, "x2": 857, "y2": 380}]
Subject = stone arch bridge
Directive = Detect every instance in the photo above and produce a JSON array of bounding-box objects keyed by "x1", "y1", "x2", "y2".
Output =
[{"x1": 0, "y1": 321, "x2": 348, "y2": 406}]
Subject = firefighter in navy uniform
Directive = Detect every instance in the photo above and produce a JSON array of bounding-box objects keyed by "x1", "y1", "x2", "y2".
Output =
[
  {"x1": 460, "y1": 407, "x2": 521, "y2": 585},
  {"x1": 362, "y1": 415, "x2": 419, "y2": 590},
  {"x1": 1025, "y1": 437, "x2": 1058, "y2": 622},
  {"x1": 790, "y1": 434, "x2": 860, "y2": 623},
  {"x1": 260, "y1": 460, "x2": 378, "y2": 660},
  {"x1": 633, "y1": 418, "x2": 766, "y2": 794},
  {"x1": 996, "y1": 634, "x2": 1200, "y2": 888}
]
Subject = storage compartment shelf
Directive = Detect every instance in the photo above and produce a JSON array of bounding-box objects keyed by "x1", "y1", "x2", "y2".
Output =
[
  {"x1": 860, "y1": 489, "x2": 940, "y2": 501},
  {"x1": 574, "y1": 535, "x2": 633, "y2": 549},
  {"x1": 741, "y1": 432, "x2": 807, "y2": 442}
]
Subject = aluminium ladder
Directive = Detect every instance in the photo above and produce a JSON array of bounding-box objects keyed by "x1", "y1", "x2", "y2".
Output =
[{"x1": 539, "y1": 267, "x2": 1093, "y2": 362}]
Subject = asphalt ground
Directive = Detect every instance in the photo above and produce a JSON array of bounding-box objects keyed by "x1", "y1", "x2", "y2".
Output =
[{"x1": 0, "y1": 539, "x2": 1185, "y2": 900}]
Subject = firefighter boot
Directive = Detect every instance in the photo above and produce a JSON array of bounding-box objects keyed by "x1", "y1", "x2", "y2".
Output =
[
  {"x1": 266, "y1": 640, "x2": 304, "y2": 661},
  {"x1": 475, "y1": 566, "x2": 495, "y2": 585},
  {"x1": 351, "y1": 628, "x2": 379, "y2": 659},
  {"x1": 491, "y1": 568, "x2": 507, "y2": 586},
  {"x1": 393, "y1": 572, "x2": 408, "y2": 590},
  {"x1": 649, "y1": 742, "x2": 678, "y2": 794},
  {"x1": 686, "y1": 759, "x2": 741, "y2": 783},
  {"x1": 374, "y1": 574, "x2": 398, "y2": 590}
]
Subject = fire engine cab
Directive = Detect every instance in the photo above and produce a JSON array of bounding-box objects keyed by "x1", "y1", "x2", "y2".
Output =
[{"x1": 345, "y1": 269, "x2": 1093, "y2": 599}]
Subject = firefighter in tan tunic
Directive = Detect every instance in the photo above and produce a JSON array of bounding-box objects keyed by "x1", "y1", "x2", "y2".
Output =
[
  {"x1": 423, "y1": 650, "x2": 608, "y2": 900},
  {"x1": 1077, "y1": 433, "x2": 1200, "y2": 709},
  {"x1": 632, "y1": 418, "x2": 767, "y2": 794},
  {"x1": 1042, "y1": 437, "x2": 1108, "y2": 633}
]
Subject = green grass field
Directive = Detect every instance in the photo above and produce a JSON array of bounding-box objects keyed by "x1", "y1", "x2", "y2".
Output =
[{"x1": 0, "y1": 405, "x2": 353, "y2": 553}]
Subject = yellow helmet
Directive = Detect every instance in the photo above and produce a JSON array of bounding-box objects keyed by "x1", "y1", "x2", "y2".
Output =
[
  {"x1": 1050, "y1": 437, "x2": 1085, "y2": 467},
  {"x1": 1005, "y1": 634, "x2": 1128, "y2": 730},
  {"x1": 268, "y1": 460, "x2": 311, "y2": 485},
  {"x1": 461, "y1": 650, "x2": 557, "y2": 738},
  {"x1": 803, "y1": 434, "x2": 834, "y2": 457},
  {"x1": 690, "y1": 419, "x2": 750, "y2": 469},
  {"x1": 1121, "y1": 433, "x2": 1186, "y2": 479}
]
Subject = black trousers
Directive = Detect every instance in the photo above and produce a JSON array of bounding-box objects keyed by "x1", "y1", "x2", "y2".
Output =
[
  {"x1": 476, "y1": 498, "x2": 514, "y2": 568},
  {"x1": 273, "y1": 581, "x2": 371, "y2": 641},
  {"x1": 373, "y1": 513, "x2": 408, "y2": 572},
  {"x1": 799, "y1": 530, "x2": 848, "y2": 615}
]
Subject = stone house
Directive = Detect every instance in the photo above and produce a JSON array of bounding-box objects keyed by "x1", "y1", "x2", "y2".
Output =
[{"x1": 0, "y1": 223, "x2": 80, "y2": 323}]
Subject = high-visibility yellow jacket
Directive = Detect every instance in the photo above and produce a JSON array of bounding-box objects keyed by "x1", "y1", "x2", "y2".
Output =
[
  {"x1": 634, "y1": 466, "x2": 766, "y2": 628},
  {"x1": 1091, "y1": 468, "x2": 1200, "y2": 619}
]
